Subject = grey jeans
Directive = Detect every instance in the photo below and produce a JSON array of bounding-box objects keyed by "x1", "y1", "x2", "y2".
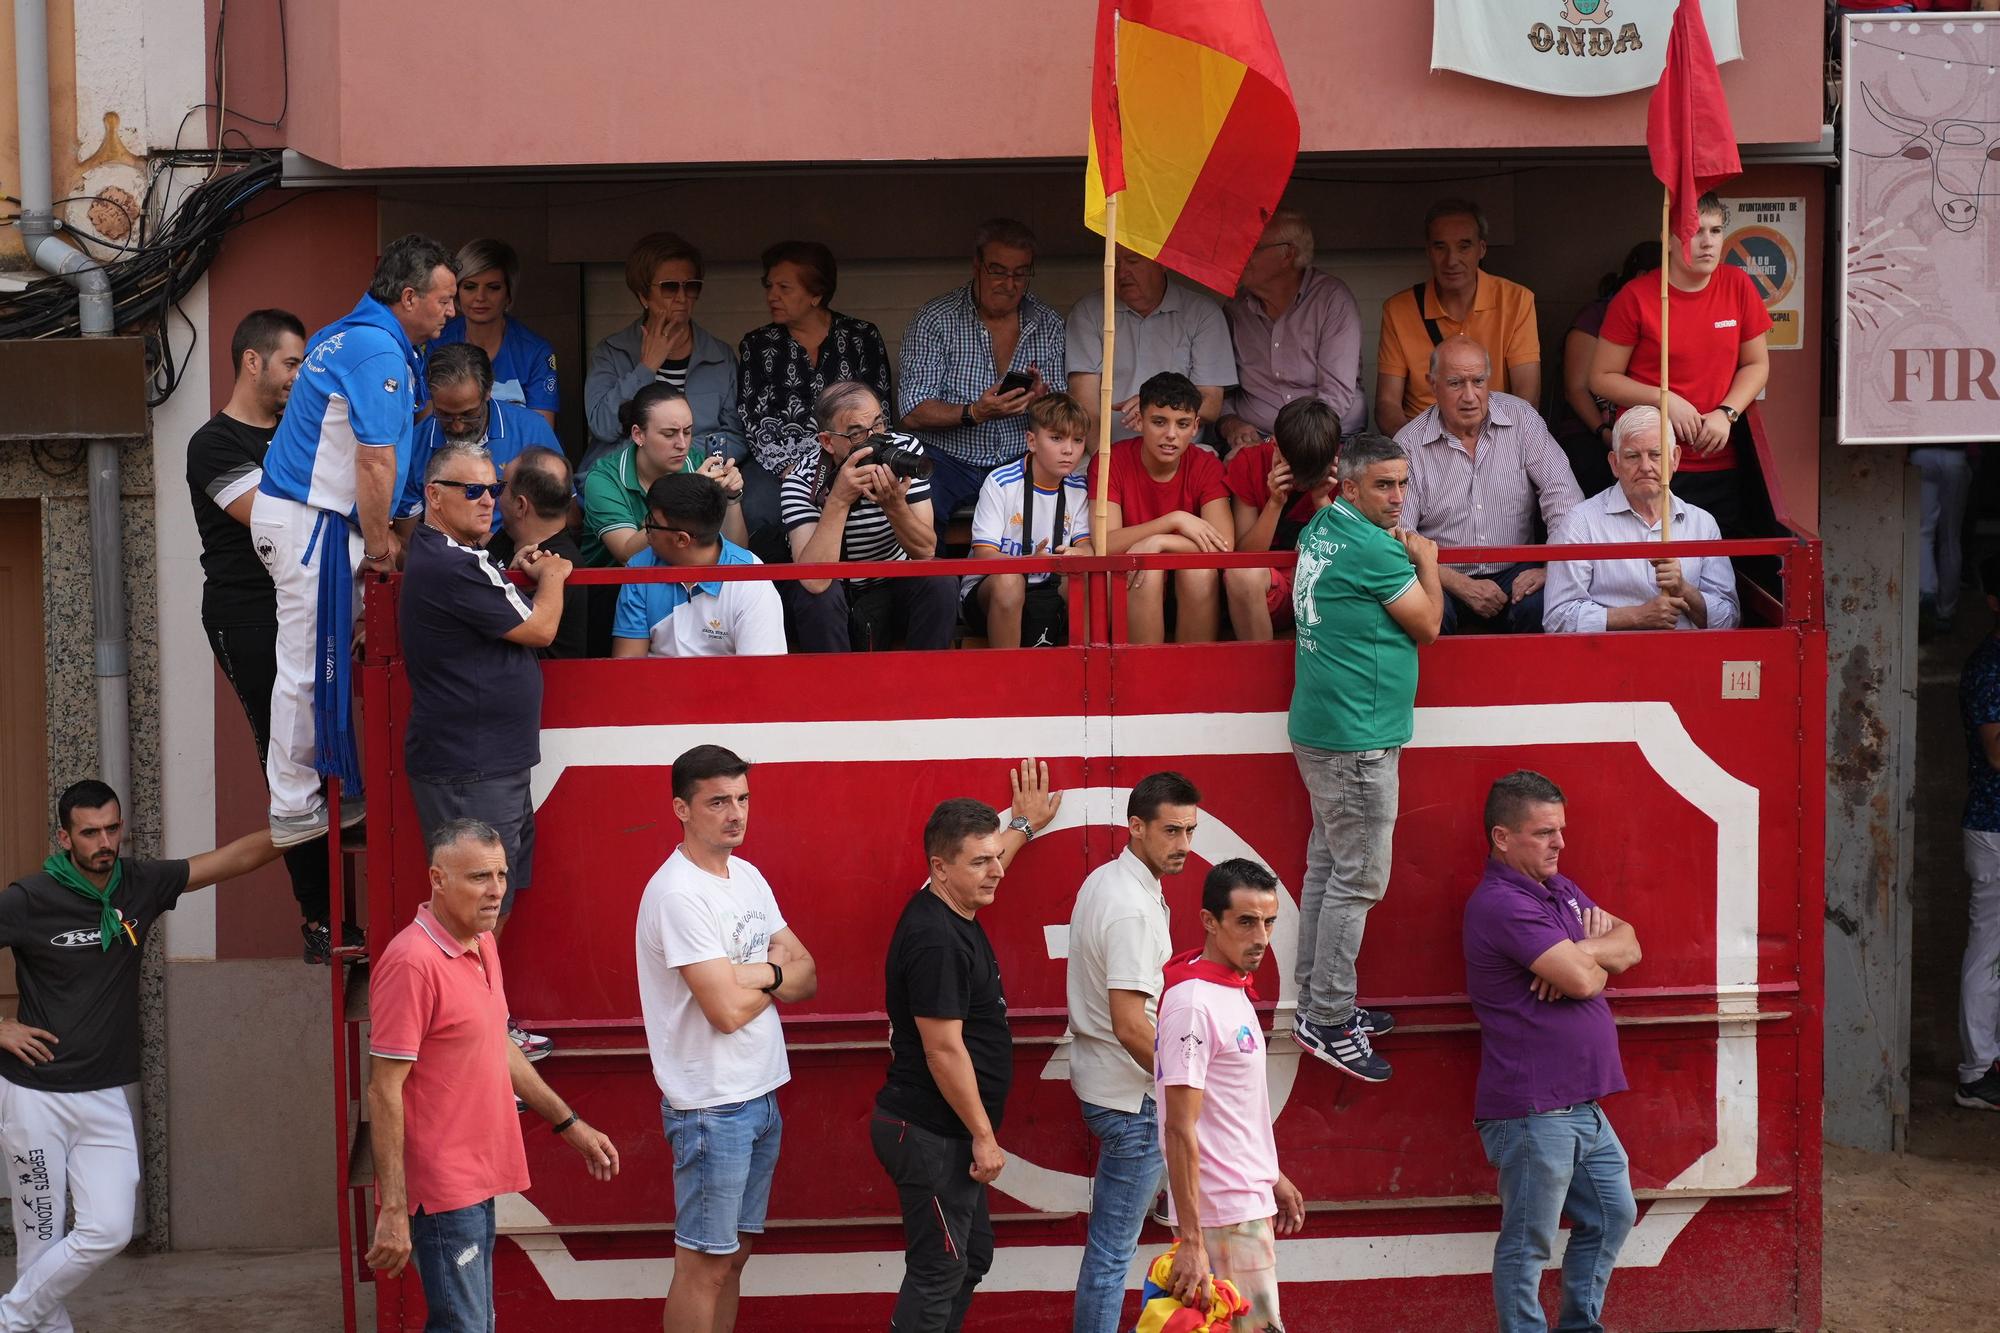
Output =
[{"x1": 1292, "y1": 742, "x2": 1400, "y2": 1027}]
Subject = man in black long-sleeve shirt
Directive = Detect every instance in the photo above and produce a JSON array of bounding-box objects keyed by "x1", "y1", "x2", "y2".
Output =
[{"x1": 870, "y1": 799, "x2": 1013, "y2": 1333}]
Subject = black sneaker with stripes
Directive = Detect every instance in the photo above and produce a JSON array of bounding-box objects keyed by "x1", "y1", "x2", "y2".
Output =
[{"x1": 1293, "y1": 1013, "x2": 1392, "y2": 1083}]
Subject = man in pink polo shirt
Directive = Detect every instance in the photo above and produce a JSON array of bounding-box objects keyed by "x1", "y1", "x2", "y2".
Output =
[
  {"x1": 1157, "y1": 859, "x2": 1306, "y2": 1332},
  {"x1": 365, "y1": 817, "x2": 620, "y2": 1329}
]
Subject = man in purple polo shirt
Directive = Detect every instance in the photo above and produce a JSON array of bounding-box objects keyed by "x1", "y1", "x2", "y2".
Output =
[{"x1": 1462, "y1": 771, "x2": 1641, "y2": 1333}]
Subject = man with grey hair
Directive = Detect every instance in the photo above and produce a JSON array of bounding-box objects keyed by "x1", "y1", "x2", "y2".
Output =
[
  {"x1": 400, "y1": 439, "x2": 571, "y2": 1058},
  {"x1": 1395, "y1": 334, "x2": 1581, "y2": 636},
  {"x1": 899, "y1": 218, "x2": 1068, "y2": 530},
  {"x1": 1376, "y1": 199, "x2": 1542, "y2": 435},
  {"x1": 397, "y1": 341, "x2": 561, "y2": 532},
  {"x1": 780, "y1": 380, "x2": 958, "y2": 652},
  {"x1": 1288, "y1": 431, "x2": 1441, "y2": 1084},
  {"x1": 365, "y1": 817, "x2": 619, "y2": 1330},
  {"x1": 253, "y1": 233, "x2": 457, "y2": 848},
  {"x1": 1218, "y1": 207, "x2": 1368, "y2": 450},
  {"x1": 1543, "y1": 406, "x2": 1737, "y2": 633}
]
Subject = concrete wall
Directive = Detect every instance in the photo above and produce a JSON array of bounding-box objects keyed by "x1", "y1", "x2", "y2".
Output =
[{"x1": 1821, "y1": 444, "x2": 1919, "y2": 1151}]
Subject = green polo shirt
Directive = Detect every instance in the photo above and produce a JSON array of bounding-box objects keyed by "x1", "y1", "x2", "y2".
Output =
[
  {"x1": 1288, "y1": 498, "x2": 1421, "y2": 752},
  {"x1": 579, "y1": 440, "x2": 707, "y2": 567}
]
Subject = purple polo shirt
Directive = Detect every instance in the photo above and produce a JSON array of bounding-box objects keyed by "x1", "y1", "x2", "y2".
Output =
[{"x1": 1462, "y1": 860, "x2": 1627, "y2": 1120}]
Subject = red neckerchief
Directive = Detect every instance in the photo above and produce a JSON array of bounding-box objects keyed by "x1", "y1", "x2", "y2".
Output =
[{"x1": 1161, "y1": 946, "x2": 1260, "y2": 1000}]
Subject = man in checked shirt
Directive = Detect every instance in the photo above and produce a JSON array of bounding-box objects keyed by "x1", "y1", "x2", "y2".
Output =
[{"x1": 1393, "y1": 334, "x2": 1581, "y2": 635}]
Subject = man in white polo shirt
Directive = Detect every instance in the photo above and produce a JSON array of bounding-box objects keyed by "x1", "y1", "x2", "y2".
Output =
[
  {"x1": 637, "y1": 745, "x2": 817, "y2": 1332},
  {"x1": 612, "y1": 472, "x2": 786, "y2": 658},
  {"x1": 1066, "y1": 771, "x2": 1201, "y2": 1333}
]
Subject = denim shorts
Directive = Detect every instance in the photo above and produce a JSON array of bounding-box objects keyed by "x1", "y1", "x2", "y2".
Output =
[{"x1": 662, "y1": 1091, "x2": 782, "y2": 1255}]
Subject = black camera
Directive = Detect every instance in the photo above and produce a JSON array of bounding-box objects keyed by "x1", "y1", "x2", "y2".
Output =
[{"x1": 860, "y1": 432, "x2": 934, "y2": 482}]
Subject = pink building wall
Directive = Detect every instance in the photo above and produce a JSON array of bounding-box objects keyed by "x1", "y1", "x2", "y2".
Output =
[{"x1": 279, "y1": 0, "x2": 1827, "y2": 170}]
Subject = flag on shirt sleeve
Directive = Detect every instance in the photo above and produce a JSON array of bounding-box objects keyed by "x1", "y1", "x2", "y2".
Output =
[
  {"x1": 1085, "y1": 0, "x2": 1300, "y2": 293},
  {"x1": 1646, "y1": 0, "x2": 1741, "y2": 242}
]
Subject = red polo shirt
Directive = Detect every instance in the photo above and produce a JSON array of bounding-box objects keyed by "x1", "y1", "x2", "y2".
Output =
[
  {"x1": 369, "y1": 904, "x2": 530, "y2": 1215},
  {"x1": 1598, "y1": 265, "x2": 1771, "y2": 473}
]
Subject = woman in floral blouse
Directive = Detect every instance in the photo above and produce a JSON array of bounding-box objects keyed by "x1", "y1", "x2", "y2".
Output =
[{"x1": 736, "y1": 241, "x2": 892, "y2": 542}]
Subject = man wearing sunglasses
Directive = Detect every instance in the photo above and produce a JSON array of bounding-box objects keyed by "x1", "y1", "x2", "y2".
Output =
[
  {"x1": 400, "y1": 440, "x2": 573, "y2": 1060},
  {"x1": 899, "y1": 218, "x2": 1067, "y2": 534}
]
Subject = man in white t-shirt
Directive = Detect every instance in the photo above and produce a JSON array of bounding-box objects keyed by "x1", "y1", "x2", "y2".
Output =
[
  {"x1": 612, "y1": 472, "x2": 786, "y2": 658},
  {"x1": 1066, "y1": 771, "x2": 1201, "y2": 1333},
  {"x1": 1157, "y1": 859, "x2": 1306, "y2": 1332},
  {"x1": 636, "y1": 745, "x2": 818, "y2": 1332}
]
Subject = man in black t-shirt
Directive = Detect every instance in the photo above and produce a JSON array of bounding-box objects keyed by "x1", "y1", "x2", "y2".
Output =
[
  {"x1": 487, "y1": 446, "x2": 589, "y2": 660},
  {"x1": 870, "y1": 798, "x2": 1013, "y2": 1332},
  {"x1": 0, "y1": 780, "x2": 284, "y2": 1327},
  {"x1": 400, "y1": 439, "x2": 572, "y2": 1058},
  {"x1": 184, "y1": 308, "x2": 341, "y2": 962}
]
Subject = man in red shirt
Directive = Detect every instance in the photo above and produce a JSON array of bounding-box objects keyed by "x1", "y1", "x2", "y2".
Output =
[
  {"x1": 1226, "y1": 398, "x2": 1342, "y2": 641},
  {"x1": 1106, "y1": 372, "x2": 1262, "y2": 644},
  {"x1": 1588, "y1": 192, "x2": 1771, "y2": 540},
  {"x1": 366, "y1": 818, "x2": 619, "y2": 1329}
]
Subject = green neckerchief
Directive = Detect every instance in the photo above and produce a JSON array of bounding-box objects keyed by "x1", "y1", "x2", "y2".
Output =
[{"x1": 42, "y1": 854, "x2": 128, "y2": 952}]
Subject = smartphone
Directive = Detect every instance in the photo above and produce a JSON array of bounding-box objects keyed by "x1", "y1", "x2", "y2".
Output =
[{"x1": 997, "y1": 369, "x2": 1036, "y2": 396}]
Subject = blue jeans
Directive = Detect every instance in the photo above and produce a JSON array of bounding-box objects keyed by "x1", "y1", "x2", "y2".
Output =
[
  {"x1": 1441, "y1": 562, "x2": 1546, "y2": 636},
  {"x1": 410, "y1": 1198, "x2": 496, "y2": 1333},
  {"x1": 1293, "y1": 743, "x2": 1400, "y2": 1027},
  {"x1": 662, "y1": 1092, "x2": 783, "y2": 1255},
  {"x1": 1073, "y1": 1097, "x2": 1165, "y2": 1333},
  {"x1": 925, "y1": 447, "x2": 1008, "y2": 537},
  {"x1": 1478, "y1": 1103, "x2": 1637, "y2": 1333}
]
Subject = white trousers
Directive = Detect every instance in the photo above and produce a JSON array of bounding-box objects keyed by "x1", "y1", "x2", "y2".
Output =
[
  {"x1": 0, "y1": 1082, "x2": 140, "y2": 1333},
  {"x1": 250, "y1": 492, "x2": 365, "y2": 819},
  {"x1": 1961, "y1": 829, "x2": 2000, "y2": 1083}
]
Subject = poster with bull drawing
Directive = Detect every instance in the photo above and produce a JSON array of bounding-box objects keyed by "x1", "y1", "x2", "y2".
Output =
[{"x1": 1840, "y1": 14, "x2": 2000, "y2": 445}]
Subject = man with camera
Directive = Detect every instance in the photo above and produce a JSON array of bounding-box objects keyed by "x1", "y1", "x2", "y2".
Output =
[{"x1": 778, "y1": 380, "x2": 959, "y2": 652}]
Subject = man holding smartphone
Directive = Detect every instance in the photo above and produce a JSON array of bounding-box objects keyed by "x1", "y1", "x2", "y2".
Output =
[{"x1": 898, "y1": 218, "x2": 1068, "y2": 532}]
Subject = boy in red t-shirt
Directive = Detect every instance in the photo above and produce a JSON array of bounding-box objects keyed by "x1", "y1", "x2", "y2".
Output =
[
  {"x1": 1105, "y1": 372, "x2": 1251, "y2": 643},
  {"x1": 1226, "y1": 397, "x2": 1342, "y2": 641},
  {"x1": 1588, "y1": 191, "x2": 1772, "y2": 536}
]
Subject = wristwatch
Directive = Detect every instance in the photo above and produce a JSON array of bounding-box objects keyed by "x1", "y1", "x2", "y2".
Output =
[
  {"x1": 1008, "y1": 814, "x2": 1034, "y2": 840},
  {"x1": 761, "y1": 963, "x2": 784, "y2": 995},
  {"x1": 960, "y1": 404, "x2": 977, "y2": 429},
  {"x1": 1719, "y1": 404, "x2": 1741, "y2": 425}
]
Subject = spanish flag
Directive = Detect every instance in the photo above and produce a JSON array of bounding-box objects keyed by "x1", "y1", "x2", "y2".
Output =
[{"x1": 1085, "y1": 0, "x2": 1299, "y2": 294}]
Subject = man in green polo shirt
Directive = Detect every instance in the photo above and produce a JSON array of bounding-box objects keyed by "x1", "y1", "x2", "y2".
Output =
[{"x1": 1288, "y1": 431, "x2": 1441, "y2": 1086}]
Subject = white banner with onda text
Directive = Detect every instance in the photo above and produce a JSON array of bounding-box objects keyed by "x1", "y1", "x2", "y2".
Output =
[{"x1": 1431, "y1": 0, "x2": 1741, "y2": 98}]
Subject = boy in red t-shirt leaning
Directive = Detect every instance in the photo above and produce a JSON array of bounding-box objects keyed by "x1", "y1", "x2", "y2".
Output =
[
  {"x1": 1106, "y1": 372, "x2": 1260, "y2": 644},
  {"x1": 1226, "y1": 397, "x2": 1342, "y2": 641},
  {"x1": 1587, "y1": 191, "x2": 1772, "y2": 537}
]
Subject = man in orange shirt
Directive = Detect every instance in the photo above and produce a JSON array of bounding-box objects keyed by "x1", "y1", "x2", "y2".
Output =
[{"x1": 1376, "y1": 199, "x2": 1542, "y2": 435}]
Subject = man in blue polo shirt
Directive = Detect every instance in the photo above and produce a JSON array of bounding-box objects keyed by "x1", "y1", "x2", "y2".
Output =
[
  {"x1": 612, "y1": 473, "x2": 786, "y2": 658},
  {"x1": 251, "y1": 234, "x2": 457, "y2": 848},
  {"x1": 1462, "y1": 770, "x2": 1641, "y2": 1333},
  {"x1": 1288, "y1": 432, "x2": 1441, "y2": 1085},
  {"x1": 398, "y1": 343, "x2": 561, "y2": 531}
]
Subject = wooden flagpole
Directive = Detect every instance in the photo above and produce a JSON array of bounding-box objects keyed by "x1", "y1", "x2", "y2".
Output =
[
  {"x1": 1659, "y1": 187, "x2": 1674, "y2": 545},
  {"x1": 1093, "y1": 192, "x2": 1119, "y2": 551}
]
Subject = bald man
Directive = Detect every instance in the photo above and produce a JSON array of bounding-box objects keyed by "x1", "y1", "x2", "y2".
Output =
[{"x1": 1391, "y1": 335, "x2": 1581, "y2": 635}]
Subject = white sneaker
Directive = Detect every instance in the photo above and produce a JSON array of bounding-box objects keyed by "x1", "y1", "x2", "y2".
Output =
[
  {"x1": 270, "y1": 807, "x2": 330, "y2": 849},
  {"x1": 509, "y1": 1024, "x2": 553, "y2": 1062}
]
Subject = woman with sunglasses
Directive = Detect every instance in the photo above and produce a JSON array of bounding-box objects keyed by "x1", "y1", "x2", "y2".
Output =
[
  {"x1": 582, "y1": 383, "x2": 747, "y2": 567},
  {"x1": 584, "y1": 231, "x2": 746, "y2": 477}
]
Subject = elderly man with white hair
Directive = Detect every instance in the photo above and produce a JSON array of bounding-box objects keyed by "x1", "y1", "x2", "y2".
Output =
[
  {"x1": 1543, "y1": 406, "x2": 1738, "y2": 633},
  {"x1": 1216, "y1": 208, "x2": 1368, "y2": 452}
]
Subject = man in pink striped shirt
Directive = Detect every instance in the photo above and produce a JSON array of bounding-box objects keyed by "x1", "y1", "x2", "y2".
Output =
[{"x1": 1393, "y1": 335, "x2": 1582, "y2": 635}]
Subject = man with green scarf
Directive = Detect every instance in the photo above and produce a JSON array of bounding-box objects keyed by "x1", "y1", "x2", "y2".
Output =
[{"x1": 0, "y1": 779, "x2": 286, "y2": 1329}]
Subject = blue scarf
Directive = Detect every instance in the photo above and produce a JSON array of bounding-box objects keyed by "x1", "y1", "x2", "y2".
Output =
[{"x1": 305, "y1": 510, "x2": 365, "y2": 797}]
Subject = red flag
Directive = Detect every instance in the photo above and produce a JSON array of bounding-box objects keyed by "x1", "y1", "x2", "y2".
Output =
[{"x1": 1646, "y1": 0, "x2": 1741, "y2": 243}]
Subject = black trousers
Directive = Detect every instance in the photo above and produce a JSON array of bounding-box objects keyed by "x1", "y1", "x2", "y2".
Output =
[
  {"x1": 1441, "y1": 562, "x2": 1546, "y2": 636},
  {"x1": 1674, "y1": 416, "x2": 1781, "y2": 597},
  {"x1": 869, "y1": 1112, "x2": 994, "y2": 1333},
  {"x1": 781, "y1": 574, "x2": 960, "y2": 653},
  {"x1": 205, "y1": 623, "x2": 331, "y2": 921}
]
